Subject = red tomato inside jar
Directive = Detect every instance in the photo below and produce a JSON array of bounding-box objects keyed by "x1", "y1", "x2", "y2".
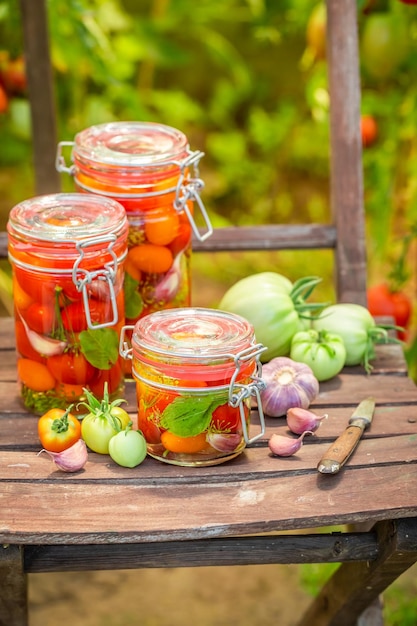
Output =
[
  {"x1": 120, "y1": 307, "x2": 267, "y2": 467},
  {"x1": 7, "y1": 193, "x2": 128, "y2": 414},
  {"x1": 56, "y1": 122, "x2": 213, "y2": 350}
]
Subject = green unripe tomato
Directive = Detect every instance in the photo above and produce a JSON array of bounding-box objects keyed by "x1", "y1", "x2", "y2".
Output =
[
  {"x1": 108, "y1": 429, "x2": 147, "y2": 468},
  {"x1": 290, "y1": 329, "x2": 346, "y2": 382}
]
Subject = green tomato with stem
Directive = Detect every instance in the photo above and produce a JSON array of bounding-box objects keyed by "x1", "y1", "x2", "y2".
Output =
[
  {"x1": 290, "y1": 329, "x2": 346, "y2": 382},
  {"x1": 79, "y1": 383, "x2": 130, "y2": 454},
  {"x1": 109, "y1": 428, "x2": 147, "y2": 468}
]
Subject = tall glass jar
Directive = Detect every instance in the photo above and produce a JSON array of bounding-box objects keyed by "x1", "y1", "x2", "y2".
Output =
[
  {"x1": 120, "y1": 307, "x2": 267, "y2": 467},
  {"x1": 56, "y1": 121, "x2": 213, "y2": 328},
  {"x1": 7, "y1": 193, "x2": 128, "y2": 414}
]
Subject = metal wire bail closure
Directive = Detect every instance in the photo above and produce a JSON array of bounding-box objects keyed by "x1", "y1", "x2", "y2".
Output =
[
  {"x1": 173, "y1": 150, "x2": 213, "y2": 242},
  {"x1": 228, "y1": 343, "x2": 268, "y2": 445},
  {"x1": 119, "y1": 325, "x2": 135, "y2": 360},
  {"x1": 55, "y1": 141, "x2": 75, "y2": 175},
  {"x1": 72, "y1": 234, "x2": 120, "y2": 329}
]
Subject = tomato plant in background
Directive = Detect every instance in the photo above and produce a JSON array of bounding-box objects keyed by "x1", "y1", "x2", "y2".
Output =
[
  {"x1": 361, "y1": 114, "x2": 378, "y2": 147},
  {"x1": 360, "y1": 11, "x2": 409, "y2": 80},
  {"x1": 367, "y1": 227, "x2": 416, "y2": 341},
  {"x1": 306, "y1": 3, "x2": 326, "y2": 61},
  {"x1": 0, "y1": 83, "x2": 8, "y2": 113},
  {"x1": 367, "y1": 283, "x2": 412, "y2": 340}
]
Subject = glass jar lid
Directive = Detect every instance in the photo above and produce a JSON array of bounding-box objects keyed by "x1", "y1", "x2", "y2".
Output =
[
  {"x1": 72, "y1": 121, "x2": 190, "y2": 168},
  {"x1": 7, "y1": 193, "x2": 128, "y2": 243},
  {"x1": 132, "y1": 307, "x2": 256, "y2": 363}
]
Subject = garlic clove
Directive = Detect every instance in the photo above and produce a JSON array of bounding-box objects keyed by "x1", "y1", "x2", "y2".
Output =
[
  {"x1": 18, "y1": 311, "x2": 67, "y2": 356},
  {"x1": 286, "y1": 407, "x2": 328, "y2": 435},
  {"x1": 152, "y1": 249, "x2": 185, "y2": 304},
  {"x1": 268, "y1": 430, "x2": 314, "y2": 457},
  {"x1": 39, "y1": 438, "x2": 88, "y2": 472},
  {"x1": 207, "y1": 432, "x2": 242, "y2": 453}
]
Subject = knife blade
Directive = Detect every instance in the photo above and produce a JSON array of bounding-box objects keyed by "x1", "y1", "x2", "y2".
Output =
[{"x1": 317, "y1": 397, "x2": 375, "y2": 474}]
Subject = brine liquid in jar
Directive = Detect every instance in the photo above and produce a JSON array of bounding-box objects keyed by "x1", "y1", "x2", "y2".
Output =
[
  {"x1": 121, "y1": 307, "x2": 267, "y2": 466},
  {"x1": 7, "y1": 193, "x2": 128, "y2": 414},
  {"x1": 56, "y1": 121, "x2": 213, "y2": 331}
]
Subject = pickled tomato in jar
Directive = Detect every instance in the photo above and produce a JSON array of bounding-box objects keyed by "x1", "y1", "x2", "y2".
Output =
[{"x1": 8, "y1": 193, "x2": 128, "y2": 414}]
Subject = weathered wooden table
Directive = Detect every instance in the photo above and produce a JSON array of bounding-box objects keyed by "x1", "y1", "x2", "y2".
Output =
[{"x1": 1, "y1": 316, "x2": 417, "y2": 626}]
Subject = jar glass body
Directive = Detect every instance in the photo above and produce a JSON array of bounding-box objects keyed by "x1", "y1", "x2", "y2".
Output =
[
  {"x1": 124, "y1": 307, "x2": 266, "y2": 466},
  {"x1": 7, "y1": 193, "x2": 128, "y2": 414},
  {"x1": 60, "y1": 122, "x2": 210, "y2": 331}
]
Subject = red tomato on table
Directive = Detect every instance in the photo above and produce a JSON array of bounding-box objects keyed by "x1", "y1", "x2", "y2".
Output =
[{"x1": 367, "y1": 283, "x2": 412, "y2": 341}]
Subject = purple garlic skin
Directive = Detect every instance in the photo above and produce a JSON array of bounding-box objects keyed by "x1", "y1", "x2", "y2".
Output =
[
  {"x1": 260, "y1": 357, "x2": 319, "y2": 417},
  {"x1": 286, "y1": 407, "x2": 328, "y2": 435},
  {"x1": 207, "y1": 432, "x2": 242, "y2": 453},
  {"x1": 39, "y1": 439, "x2": 88, "y2": 472},
  {"x1": 268, "y1": 430, "x2": 314, "y2": 457}
]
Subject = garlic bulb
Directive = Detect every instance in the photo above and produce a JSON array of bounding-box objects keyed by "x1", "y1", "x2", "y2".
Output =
[
  {"x1": 286, "y1": 407, "x2": 328, "y2": 435},
  {"x1": 260, "y1": 357, "x2": 319, "y2": 417},
  {"x1": 268, "y1": 431, "x2": 314, "y2": 457},
  {"x1": 39, "y1": 439, "x2": 88, "y2": 472}
]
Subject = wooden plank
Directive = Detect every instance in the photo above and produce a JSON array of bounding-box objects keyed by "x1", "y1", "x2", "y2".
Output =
[
  {"x1": 1, "y1": 432, "x2": 416, "y2": 483},
  {"x1": 19, "y1": 0, "x2": 61, "y2": 194},
  {"x1": 1, "y1": 463, "x2": 417, "y2": 544},
  {"x1": 0, "y1": 545, "x2": 27, "y2": 626},
  {"x1": 0, "y1": 232, "x2": 6, "y2": 260},
  {"x1": 192, "y1": 224, "x2": 337, "y2": 252},
  {"x1": 23, "y1": 531, "x2": 379, "y2": 573},
  {"x1": 1, "y1": 403, "x2": 416, "y2": 450},
  {"x1": 326, "y1": 0, "x2": 367, "y2": 306},
  {"x1": 296, "y1": 517, "x2": 417, "y2": 626}
]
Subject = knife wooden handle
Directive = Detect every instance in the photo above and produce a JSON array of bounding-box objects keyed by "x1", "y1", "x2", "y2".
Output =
[{"x1": 317, "y1": 425, "x2": 364, "y2": 474}]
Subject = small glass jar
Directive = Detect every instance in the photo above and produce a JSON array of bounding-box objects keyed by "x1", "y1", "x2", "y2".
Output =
[
  {"x1": 120, "y1": 307, "x2": 267, "y2": 466},
  {"x1": 56, "y1": 121, "x2": 213, "y2": 328},
  {"x1": 7, "y1": 193, "x2": 128, "y2": 414}
]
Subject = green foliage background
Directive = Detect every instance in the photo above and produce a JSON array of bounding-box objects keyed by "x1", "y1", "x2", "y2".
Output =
[
  {"x1": 1, "y1": 0, "x2": 417, "y2": 316},
  {"x1": 1, "y1": 1, "x2": 417, "y2": 621}
]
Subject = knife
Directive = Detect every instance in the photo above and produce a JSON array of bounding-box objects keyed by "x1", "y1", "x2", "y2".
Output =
[{"x1": 317, "y1": 397, "x2": 375, "y2": 474}]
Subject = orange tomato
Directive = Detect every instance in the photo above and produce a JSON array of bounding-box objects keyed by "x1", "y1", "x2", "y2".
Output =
[
  {"x1": 38, "y1": 407, "x2": 81, "y2": 452},
  {"x1": 24, "y1": 301, "x2": 55, "y2": 335},
  {"x1": 169, "y1": 221, "x2": 192, "y2": 257},
  {"x1": 145, "y1": 206, "x2": 180, "y2": 246},
  {"x1": 160, "y1": 431, "x2": 208, "y2": 454},
  {"x1": 17, "y1": 358, "x2": 56, "y2": 392},
  {"x1": 124, "y1": 255, "x2": 142, "y2": 282},
  {"x1": 55, "y1": 382, "x2": 85, "y2": 402},
  {"x1": 88, "y1": 361, "x2": 124, "y2": 397},
  {"x1": 12, "y1": 276, "x2": 34, "y2": 311},
  {"x1": 127, "y1": 244, "x2": 173, "y2": 274},
  {"x1": 47, "y1": 352, "x2": 96, "y2": 386}
]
